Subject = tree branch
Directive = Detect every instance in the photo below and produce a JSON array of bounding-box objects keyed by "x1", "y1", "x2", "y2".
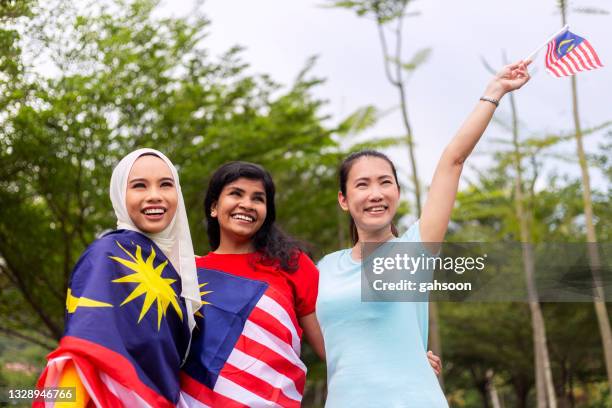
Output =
[
  {"x1": 376, "y1": 21, "x2": 399, "y2": 86},
  {"x1": 0, "y1": 325, "x2": 55, "y2": 350},
  {"x1": 0, "y1": 232, "x2": 62, "y2": 339}
]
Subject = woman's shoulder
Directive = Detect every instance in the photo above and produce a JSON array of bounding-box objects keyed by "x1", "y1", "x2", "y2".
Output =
[
  {"x1": 287, "y1": 251, "x2": 319, "y2": 279},
  {"x1": 397, "y1": 220, "x2": 421, "y2": 243},
  {"x1": 78, "y1": 229, "x2": 151, "y2": 264},
  {"x1": 86, "y1": 229, "x2": 141, "y2": 249},
  {"x1": 79, "y1": 230, "x2": 117, "y2": 257},
  {"x1": 69, "y1": 230, "x2": 149, "y2": 285},
  {"x1": 316, "y1": 248, "x2": 350, "y2": 270},
  {"x1": 194, "y1": 252, "x2": 213, "y2": 268},
  {"x1": 295, "y1": 250, "x2": 317, "y2": 268}
]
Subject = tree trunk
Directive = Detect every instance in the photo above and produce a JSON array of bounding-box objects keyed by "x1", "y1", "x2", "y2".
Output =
[
  {"x1": 512, "y1": 376, "x2": 530, "y2": 408},
  {"x1": 397, "y1": 81, "x2": 422, "y2": 215},
  {"x1": 558, "y1": 1, "x2": 612, "y2": 396},
  {"x1": 508, "y1": 87, "x2": 557, "y2": 407},
  {"x1": 487, "y1": 369, "x2": 502, "y2": 408},
  {"x1": 570, "y1": 72, "x2": 612, "y2": 399},
  {"x1": 471, "y1": 367, "x2": 491, "y2": 408}
]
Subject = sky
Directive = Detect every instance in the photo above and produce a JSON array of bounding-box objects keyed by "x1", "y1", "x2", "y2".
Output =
[{"x1": 120, "y1": 1, "x2": 612, "y2": 195}]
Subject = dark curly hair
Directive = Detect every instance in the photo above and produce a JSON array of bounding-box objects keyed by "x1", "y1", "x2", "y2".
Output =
[{"x1": 204, "y1": 161, "x2": 306, "y2": 272}]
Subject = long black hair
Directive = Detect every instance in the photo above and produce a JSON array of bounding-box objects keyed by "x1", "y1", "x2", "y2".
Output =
[
  {"x1": 204, "y1": 161, "x2": 306, "y2": 272},
  {"x1": 339, "y1": 150, "x2": 400, "y2": 245}
]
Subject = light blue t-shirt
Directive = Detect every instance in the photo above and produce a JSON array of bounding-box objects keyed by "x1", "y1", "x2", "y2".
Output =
[{"x1": 317, "y1": 222, "x2": 448, "y2": 408}]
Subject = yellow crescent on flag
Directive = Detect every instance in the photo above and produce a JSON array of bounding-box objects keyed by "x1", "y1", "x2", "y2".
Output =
[{"x1": 557, "y1": 39, "x2": 575, "y2": 54}]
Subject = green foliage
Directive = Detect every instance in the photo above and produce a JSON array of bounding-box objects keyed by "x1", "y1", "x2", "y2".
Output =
[
  {"x1": 0, "y1": 334, "x2": 46, "y2": 388},
  {"x1": 593, "y1": 131, "x2": 612, "y2": 243},
  {"x1": 441, "y1": 303, "x2": 535, "y2": 407},
  {"x1": 0, "y1": 0, "x2": 32, "y2": 105},
  {"x1": 335, "y1": 105, "x2": 379, "y2": 135},
  {"x1": 445, "y1": 150, "x2": 611, "y2": 405},
  {"x1": 387, "y1": 47, "x2": 432, "y2": 72},
  {"x1": 0, "y1": 0, "x2": 34, "y2": 20},
  {"x1": 326, "y1": 0, "x2": 410, "y2": 24},
  {"x1": 0, "y1": 0, "x2": 391, "y2": 350}
]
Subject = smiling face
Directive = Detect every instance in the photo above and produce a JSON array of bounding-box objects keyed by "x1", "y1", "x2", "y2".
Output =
[
  {"x1": 339, "y1": 156, "x2": 400, "y2": 238},
  {"x1": 211, "y1": 177, "x2": 267, "y2": 249},
  {"x1": 125, "y1": 155, "x2": 178, "y2": 234}
]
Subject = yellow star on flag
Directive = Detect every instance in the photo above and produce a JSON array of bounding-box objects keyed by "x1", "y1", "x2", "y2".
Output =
[{"x1": 110, "y1": 241, "x2": 183, "y2": 330}]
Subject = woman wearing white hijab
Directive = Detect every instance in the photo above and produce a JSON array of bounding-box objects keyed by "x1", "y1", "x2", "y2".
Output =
[{"x1": 36, "y1": 148, "x2": 200, "y2": 408}]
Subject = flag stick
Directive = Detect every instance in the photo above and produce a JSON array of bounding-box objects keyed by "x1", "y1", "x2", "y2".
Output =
[{"x1": 523, "y1": 24, "x2": 570, "y2": 62}]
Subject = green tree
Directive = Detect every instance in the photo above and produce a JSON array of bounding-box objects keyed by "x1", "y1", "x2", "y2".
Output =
[
  {"x1": 482, "y1": 55, "x2": 557, "y2": 407},
  {"x1": 593, "y1": 132, "x2": 612, "y2": 242},
  {"x1": 556, "y1": 0, "x2": 612, "y2": 398},
  {"x1": 446, "y1": 151, "x2": 611, "y2": 406},
  {"x1": 0, "y1": 0, "x2": 390, "y2": 359}
]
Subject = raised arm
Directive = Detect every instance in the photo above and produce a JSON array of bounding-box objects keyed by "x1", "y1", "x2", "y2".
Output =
[{"x1": 420, "y1": 60, "x2": 531, "y2": 243}]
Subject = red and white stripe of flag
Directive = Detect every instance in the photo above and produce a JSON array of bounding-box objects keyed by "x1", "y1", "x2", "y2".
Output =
[
  {"x1": 181, "y1": 289, "x2": 306, "y2": 408},
  {"x1": 545, "y1": 39, "x2": 603, "y2": 77}
]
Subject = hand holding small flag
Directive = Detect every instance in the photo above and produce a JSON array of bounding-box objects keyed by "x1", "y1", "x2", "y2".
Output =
[{"x1": 484, "y1": 60, "x2": 531, "y2": 101}]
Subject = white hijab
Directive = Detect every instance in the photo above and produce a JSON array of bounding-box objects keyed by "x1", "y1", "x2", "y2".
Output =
[{"x1": 109, "y1": 148, "x2": 200, "y2": 334}]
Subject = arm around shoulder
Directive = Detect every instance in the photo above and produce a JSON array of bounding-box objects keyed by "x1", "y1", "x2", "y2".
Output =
[
  {"x1": 299, "y1": 312, "x2": 326, "y2": 361},
  {"x1": 295, "y1": 253, "x2": 325, "y2": 360}
]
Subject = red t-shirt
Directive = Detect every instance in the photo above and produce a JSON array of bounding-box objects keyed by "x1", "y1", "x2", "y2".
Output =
[
  {"x1": 185, "y1": 251, "x2": 319, "y2": 406},
  {"x1": 195, "y1": 251, "x2": 319, "y2": 333}
]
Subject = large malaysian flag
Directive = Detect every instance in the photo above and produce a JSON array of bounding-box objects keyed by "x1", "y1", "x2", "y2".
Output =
[
  {"x1": 180, "y1": 267, "x2": 306, "y2": 407},
  {"x1": 36, "y1": 230, "x2": 191, "y2": 407}
]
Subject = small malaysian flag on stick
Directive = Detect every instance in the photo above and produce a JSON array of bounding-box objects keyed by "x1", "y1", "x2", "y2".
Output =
[
  {"x1": 523, "y1": 25, "x2": 603, "y2": 78},
  {"x1": 545, "y1": 29, "x2": 603, "y2": 77}
]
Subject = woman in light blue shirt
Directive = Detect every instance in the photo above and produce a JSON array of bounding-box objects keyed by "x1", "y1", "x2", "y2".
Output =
[{"x1": 316, "y1": 60, "x2": 531, "y2": 407}]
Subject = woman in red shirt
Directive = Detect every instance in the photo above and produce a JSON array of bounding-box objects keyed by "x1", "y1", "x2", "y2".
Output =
[
  {"x1": 180, "y1": 161, "x2": 441, "y2": 407},
  {"x1": 180, "y1": 161, "x2": 324, "y2": 408}
]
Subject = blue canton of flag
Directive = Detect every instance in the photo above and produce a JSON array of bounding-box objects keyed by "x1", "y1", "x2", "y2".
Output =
[{"x1": 181, "y1": 268, "x2": 268, "y2": 386}]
